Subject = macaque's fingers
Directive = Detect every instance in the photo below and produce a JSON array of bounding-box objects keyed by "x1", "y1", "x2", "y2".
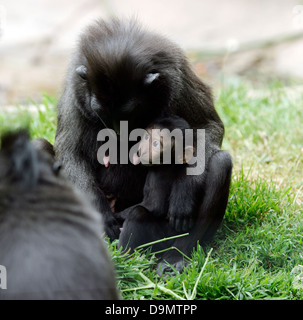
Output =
[
  {"x1": 105, "y1": 194, "x2": 116, "y2": 213},
  {"x1": 103, "y1": 156, "x2": 110, "y2": 168},
  {"x1": 175, "y1": 218, "x2": 182, "y2": 232},
  {"x1": 109, "y1": 199, "x2": 116, "y2": 212},
  {"x1": 169, "y1": 216, "x2": 175, "y2": 230},
  {"x1": 182, "y1": 218, "x2": 189, "y2": 232}
]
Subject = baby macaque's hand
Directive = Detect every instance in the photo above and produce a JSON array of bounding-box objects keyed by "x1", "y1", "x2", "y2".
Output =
[
  {"x1": 168, "y1": 182, "x2": 196, "y2": 232},
  {"x1": 106, "y1": 194, "x2": 116, "y2": 213}
]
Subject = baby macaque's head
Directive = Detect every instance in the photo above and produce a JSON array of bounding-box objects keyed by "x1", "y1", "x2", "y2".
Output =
[{"x1": 133, "y1": 116, "x2": 195, "y2": 166}]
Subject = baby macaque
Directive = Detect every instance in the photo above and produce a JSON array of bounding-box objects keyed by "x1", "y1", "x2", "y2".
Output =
[
  {"x1": 133, "y1": 116, "x2": 194, "y2": 167},
  {"x1": 118, "y1": 116, "x2": 196, "y2": 233}
]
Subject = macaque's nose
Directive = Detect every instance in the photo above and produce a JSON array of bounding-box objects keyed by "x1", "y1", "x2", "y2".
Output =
[
  {"x1": 137, "y1": 149, "x2": 141, "y2": 157},
  {"x1": 133, "y1": 150, "x2": 140, "y2": 165}
]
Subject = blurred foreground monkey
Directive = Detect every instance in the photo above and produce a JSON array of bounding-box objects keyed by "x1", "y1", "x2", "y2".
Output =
[{"x1": 0, "y1": 130, "x2": 119, "y2": 300}]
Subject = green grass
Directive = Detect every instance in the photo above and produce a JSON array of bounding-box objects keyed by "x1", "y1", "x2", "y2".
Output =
[
  {"x1": 0, "y1": 95, "x2": 57, "y2": 144},
  {"x1": 216, "y1": 81, "x2": 303, "y2": 198},
  {"x1": 1, "y1": 81, "x2": 303, "y2": 300}
]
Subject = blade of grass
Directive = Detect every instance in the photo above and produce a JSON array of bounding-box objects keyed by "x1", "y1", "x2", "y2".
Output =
[
  {"x1": 136, "y1": 233, "x2": 189, "y2": 250},
  {"x1": 139, "y1": 272, "x2": 185, "y2": 300},
  {"x1": 188, "y1": 248, "x2": 213, "y2": 300}
]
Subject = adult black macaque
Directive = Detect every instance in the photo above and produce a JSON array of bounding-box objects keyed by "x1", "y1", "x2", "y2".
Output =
[
  {"x1": 54, "y1": 18, "x2": 232, "y2": 273},
  {"x1": 0, "y1": 130, "x2": 119, "y2": 300}
]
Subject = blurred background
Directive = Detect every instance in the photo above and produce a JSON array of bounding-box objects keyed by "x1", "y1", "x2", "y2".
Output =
[{"x1": 0, "y1": 0, "x2": 303, "y2": 105}]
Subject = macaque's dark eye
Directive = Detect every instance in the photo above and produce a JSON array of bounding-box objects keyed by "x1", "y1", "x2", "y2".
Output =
[
  {"x1": 53, "y1": 161, "x2": 62, "y2": 175},
  {"x1": 145, "y1": 133, "x2": 150, "y2": 140},
  {"x1": 152, "y1": 140, "x2": 160, "y2": 148}
]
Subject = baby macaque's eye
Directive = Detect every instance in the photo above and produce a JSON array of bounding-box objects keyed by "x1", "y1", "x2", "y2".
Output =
[
  {"x1": 145, "y1": 133, "x2": 150, "y2": 140},
  {"x1": 152, "y1": 140, "x2": 160, "y2": 148}
]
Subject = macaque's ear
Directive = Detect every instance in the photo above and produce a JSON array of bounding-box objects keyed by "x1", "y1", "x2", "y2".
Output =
[
  {"x1": 53, "y1": 161, "x2": 62, "y2": 176},
  {"x1": 144, "y1": 73, "x2": 160, "y2": 85},
  {"x1": 76, "y1": 65, "x2": 87, "y2": 80},
  {"x1": 183, "y1": 146, "x2": 195, "y2": 163}
]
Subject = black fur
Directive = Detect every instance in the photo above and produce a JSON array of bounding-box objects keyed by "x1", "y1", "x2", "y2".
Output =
[
  {"x1": 0, "y1": 130, "x2": 119, "y2": 300},
  {"x1": 117, "y1": 116, "x2": 197, "y2": 231},
  {"x1": 54, "y1": 18, "x2": 232, "y2": 272}
]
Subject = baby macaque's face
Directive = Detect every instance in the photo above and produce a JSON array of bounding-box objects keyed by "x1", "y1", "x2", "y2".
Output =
[
  {"x1": 132, "y1": 126, "x2": 195, "y2": 166},
  {"x1": 103, "y1": 125, "x2": 194, "y2": 167},
  {"x1": 133, "y1": 128, "x2": 162, "y2": 166},
  {"x1": 102, "y1": 128, "x2": 163, "y2": 167}
]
